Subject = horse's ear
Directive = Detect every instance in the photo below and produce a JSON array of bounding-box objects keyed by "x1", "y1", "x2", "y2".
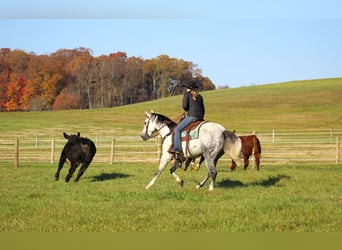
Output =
[
  {"x1": 145, "y1": 111, "x2": 151, "y2": 118},
  {"x1": 232, "y1": 129, "x2": 236, "y2": 134},
  {"x1": 150, "y1": 109, "x2": 154, "y2": 113},
  {"x1": 77, "y1": 132, "x2": 80, "y2": 137},
  {"x1": 63, "y1": 132, "x2": 69, "y2": 139}
]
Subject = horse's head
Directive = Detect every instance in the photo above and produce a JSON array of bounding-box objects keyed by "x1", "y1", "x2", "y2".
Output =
[{"x1": 141, "y1": 111, "x2": 158, "y2": 141}]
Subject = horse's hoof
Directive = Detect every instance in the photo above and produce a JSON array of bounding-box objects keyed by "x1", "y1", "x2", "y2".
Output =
[
  {"x1": 196, "y1": 184, "x2": 201, "y2": 190},
  {"x1": 146, "y1": 185, "x2": 151, "y2": 190},
  {"x1": 179, "y1": 180, "x2": 184, "y2": 187}
]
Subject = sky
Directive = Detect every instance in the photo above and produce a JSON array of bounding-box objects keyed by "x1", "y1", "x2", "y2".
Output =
[{"x1": 1, "y1": 0, "x2": 342, "y2": 88}]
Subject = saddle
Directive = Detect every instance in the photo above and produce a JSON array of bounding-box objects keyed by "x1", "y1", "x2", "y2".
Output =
[{"x1": 168, "y1": 119, "x2": 206, "y2": 159}]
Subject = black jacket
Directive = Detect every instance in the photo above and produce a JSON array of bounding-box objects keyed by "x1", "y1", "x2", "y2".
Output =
[{"x1": 182, "y1": 92, "x2": 205, "y2": 119}]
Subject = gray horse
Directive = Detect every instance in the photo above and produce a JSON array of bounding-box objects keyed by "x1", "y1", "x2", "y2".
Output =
[{"x1": 141, "y1": 111, "x2": 242, "y2": 191}]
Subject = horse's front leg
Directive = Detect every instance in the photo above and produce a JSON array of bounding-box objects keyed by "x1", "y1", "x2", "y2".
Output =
[
  {"x1": 170, "y1": 160, "x2": 184, "y2": 187},
  {"x1": 146, "y1": 154, "x2": 173, "y2": 190}
]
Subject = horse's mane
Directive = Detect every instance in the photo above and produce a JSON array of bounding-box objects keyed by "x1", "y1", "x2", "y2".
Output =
[{"x1": 152, "y1": 113, "x2": 177, "y2": 128}]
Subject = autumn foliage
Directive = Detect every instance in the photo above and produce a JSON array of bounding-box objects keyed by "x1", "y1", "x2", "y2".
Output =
[{"x1": 0, "y1": 47, "x2": 215, "y2": 111}]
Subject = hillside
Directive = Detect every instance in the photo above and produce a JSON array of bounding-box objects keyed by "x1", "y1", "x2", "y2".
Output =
[{"x1": 0, "y1": 78, "x2": 341, "y2": 138}]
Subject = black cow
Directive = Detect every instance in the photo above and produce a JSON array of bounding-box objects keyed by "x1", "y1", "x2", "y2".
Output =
[{"x1": 55, "y1": 132, "x2": 96, "y2": 182}]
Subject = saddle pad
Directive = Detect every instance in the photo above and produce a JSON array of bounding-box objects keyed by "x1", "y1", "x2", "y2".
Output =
[
  {"x1": 181, "y1": 121, "x2": 206, "y2": 140},
  {"x1": 181, "y1": 129, "x2": 198, "y2": 139}
]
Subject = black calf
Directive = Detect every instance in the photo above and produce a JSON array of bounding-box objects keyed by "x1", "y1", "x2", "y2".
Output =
[{"x1": 55, "y1": 132, "x2": 96, "y2": 182}]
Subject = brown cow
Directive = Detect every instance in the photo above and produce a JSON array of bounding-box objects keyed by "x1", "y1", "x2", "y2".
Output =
[{"x1": 230, "y1": 133, "x2": 261, "y2": 171}]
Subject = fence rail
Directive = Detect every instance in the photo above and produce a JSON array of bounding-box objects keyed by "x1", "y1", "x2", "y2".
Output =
[{"x1": 0, "y1": 129, "x2": 341, "y2": 167}]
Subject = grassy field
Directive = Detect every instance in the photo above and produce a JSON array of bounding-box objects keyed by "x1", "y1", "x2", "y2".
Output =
[
  {"x1": 0, "y1": 162, "x2": 341, "y2": 232},
  {"x1": 0, "y1": 78, "x2": 341, "y2": 232}
]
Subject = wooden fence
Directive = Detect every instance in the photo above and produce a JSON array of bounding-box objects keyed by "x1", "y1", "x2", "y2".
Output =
[{"x1": 0, "y1": 129, "x2": 341, "y2": 167}]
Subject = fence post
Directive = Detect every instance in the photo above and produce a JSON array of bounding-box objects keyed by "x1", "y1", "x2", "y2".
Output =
[
  {"x1": 14, "y1": 138, "x2": 19, "y2": 168},
  {"x1": 110, "y1": 137, "x2": 115, "y2": 164},
  {"x1": 337, "y1": 137, "x2": 340, "y2": 164},
  {"x1": 51, "y1": 139, "x2": 55, "y2": 163},
  {"x1": 272, "y1": 129, "x2": 275, "y2": 143}
]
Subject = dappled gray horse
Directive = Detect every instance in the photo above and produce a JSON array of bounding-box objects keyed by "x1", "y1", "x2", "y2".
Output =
[{"x1": 141, "y1": 112, "x2": 242, "y2": 191}]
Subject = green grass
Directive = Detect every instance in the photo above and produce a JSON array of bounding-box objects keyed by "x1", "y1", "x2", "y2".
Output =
[{"x1": 0, "y1": 162, "x2": 341, "y2": 232}]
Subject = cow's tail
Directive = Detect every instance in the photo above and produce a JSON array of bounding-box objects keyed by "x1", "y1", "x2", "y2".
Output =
[
  {"x1": 252, "y1": 135, "x2": 262, "y2": 170},
  {"x1": 252, "y1": 136, "x2": 261, "y2": 156},
  {"x1": 223, "y1": 130, "x2": 242, "y2": 164}
]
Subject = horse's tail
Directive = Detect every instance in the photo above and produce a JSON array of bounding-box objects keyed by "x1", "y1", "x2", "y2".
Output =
[{"x1": 223, "y1": 130, "x2": 242, "y2": 163}]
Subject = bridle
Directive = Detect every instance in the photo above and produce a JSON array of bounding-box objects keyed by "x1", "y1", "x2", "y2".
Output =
[
  {"x1": 143, "y1": 118, "x2": 153, "y2": 138},
  {"x1": 144, "y1": 114, "x2": 174, "y2": 140}
]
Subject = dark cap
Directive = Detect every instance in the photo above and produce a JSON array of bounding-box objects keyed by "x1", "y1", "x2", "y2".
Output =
[{"x1": 182, "y1": 81, "x2": 198, "y2": 90}]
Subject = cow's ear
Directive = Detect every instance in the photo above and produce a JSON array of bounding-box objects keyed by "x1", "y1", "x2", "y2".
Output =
[
  {"x1": 63, "y1": 132, "x2": 69, "y2": 139},
  {"x1": 77, "y1": 132, "x2": 80, "y2": 137}
]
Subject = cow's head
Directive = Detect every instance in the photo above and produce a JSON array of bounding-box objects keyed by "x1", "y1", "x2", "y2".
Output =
[{"x1": 63, "y1": 132, "x2": 80, "y2": 141}]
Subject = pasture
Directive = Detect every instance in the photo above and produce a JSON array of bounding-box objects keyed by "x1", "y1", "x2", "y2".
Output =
[
  {"x1": 0, "y1": 162, "x2": 341, "y2": 232},
  {"x1": 0, "y1": 78, "x2": 341, "y2": 232}
]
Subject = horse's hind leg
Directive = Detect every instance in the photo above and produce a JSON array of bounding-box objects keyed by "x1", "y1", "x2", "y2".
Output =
[
  {"x1": 197, "y1": 158, "x2": 217, "y2": 191},
  {"x1": 196, "y1": 173, "x2": 210, "y2": 190}
]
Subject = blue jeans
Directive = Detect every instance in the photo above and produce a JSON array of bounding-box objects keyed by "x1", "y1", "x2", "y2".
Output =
[{"x1": 173, "y1": 116, "x2": 197, "y2": 152}]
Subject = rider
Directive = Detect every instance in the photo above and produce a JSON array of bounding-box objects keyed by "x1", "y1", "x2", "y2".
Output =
[{"x1": 173, "y1": 81, "x2": 205, "y2": 163}]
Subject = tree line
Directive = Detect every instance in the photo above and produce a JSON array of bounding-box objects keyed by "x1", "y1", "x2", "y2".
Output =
[{"x1": 0, "y1": 47, "x2": 215, "y2": 111}]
